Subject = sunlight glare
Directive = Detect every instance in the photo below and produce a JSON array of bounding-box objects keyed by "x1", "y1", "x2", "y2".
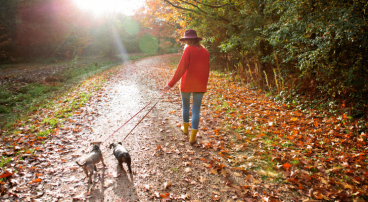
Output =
[{"x1": 74, "y1": 0, "x2": 145, "y2": 16}]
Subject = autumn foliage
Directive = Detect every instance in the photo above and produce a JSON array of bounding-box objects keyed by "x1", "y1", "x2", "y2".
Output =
[{"x1": 143, "y1": 0, "x2": 368, "y2": 117}]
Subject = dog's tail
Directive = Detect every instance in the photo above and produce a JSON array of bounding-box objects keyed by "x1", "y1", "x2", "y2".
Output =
[{"x1": 76, "y1": 161, "x2": 86, "y2": 167}]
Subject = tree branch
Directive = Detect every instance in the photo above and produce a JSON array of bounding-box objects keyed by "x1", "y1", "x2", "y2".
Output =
[
  {"x1": 178, "y1": 0, "x2": 209, "y2": 15},
  {"x1": 164, "y1": 0, "x2": 230, "y2": 23},
  {"x1": 163, "y1": 0, "x2": 204, "y2": 16},
  {"x1": 193, "y1": 0, "x2": 228, "y2": 8}
]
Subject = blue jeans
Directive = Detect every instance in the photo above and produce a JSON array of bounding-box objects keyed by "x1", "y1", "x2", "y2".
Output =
[{"x1": 181, "y1": 92, "x2": 205, "y2": 130}]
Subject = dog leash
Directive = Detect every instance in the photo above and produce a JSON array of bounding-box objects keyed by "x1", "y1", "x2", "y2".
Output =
[
  {"x1": 102, "y1": 90, "x2": 166, "y2": 143},
  {"x1": 123, "y1": 96, "x2": 161, "y2": 141}
]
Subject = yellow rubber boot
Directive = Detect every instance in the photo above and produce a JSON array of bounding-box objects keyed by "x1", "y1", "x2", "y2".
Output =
[
  {"x1": 181, "y1": 122, "x2": 189, "y2": 135},
  {"x1": 189, "y1": 129, "x2": 198, "y2": 144}
]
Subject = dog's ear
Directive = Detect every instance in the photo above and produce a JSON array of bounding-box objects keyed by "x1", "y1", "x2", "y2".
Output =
[
  {"x1": 109, "y1": 143, "x2": 113, "y2": 149},
  {"x1": 118, "y1": 142, "x2": 122, "y2": 145}
]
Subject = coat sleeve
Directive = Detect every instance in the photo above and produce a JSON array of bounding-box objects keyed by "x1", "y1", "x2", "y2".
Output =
[{"x1": 167, "y1": 48, "x2": 190, "y2": 87}]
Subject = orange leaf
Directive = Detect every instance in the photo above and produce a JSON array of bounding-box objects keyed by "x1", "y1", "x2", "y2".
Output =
[
  {"x1": 156, "y1": 144, "x2": 162, "y2": 150},
  {"x1": 0, "y1": 172, "x2": 12, "y2": 178},
  {"x1": 160, "y1": 192, "x2": 170, "y2": 198},
  {"x1": 282, "y1": 163, "x2": 292, "y2": 169},
  {"x1": 29, "y1": 178, "x2": 41, "y2": 184}
]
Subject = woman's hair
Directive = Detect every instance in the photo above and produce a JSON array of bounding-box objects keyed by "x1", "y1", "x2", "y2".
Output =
[{"x1": 184, "y1": 38, "x2": 201, "y2": 47}]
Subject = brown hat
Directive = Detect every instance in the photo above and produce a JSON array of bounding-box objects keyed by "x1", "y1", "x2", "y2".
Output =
[{"x1": 179, "y1": 29, "x2": 202, "y2": 41}]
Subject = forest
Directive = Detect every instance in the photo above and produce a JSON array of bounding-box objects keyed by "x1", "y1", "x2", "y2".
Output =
[{"x1": 142, "y1": 0, "x2": 368, "y2": 118}]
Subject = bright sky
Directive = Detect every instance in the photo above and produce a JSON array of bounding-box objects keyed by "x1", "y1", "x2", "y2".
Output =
[{"x1": 74, "y1": 0, "x2": 146, "y2": 16}]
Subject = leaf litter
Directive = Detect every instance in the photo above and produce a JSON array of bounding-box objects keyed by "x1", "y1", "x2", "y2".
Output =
[{"x1": 0, "y1": 54, "x2": 367, "y2": 201}]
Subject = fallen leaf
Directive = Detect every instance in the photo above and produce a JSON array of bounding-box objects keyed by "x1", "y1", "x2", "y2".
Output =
[
  {"x1": 104, "y1": 180, "x2": 113, "y2": 188},
  {"x1": 185, "y1": 167, "x2": 192, "y2": 173},
  {"x1": 163, "y1": 181, "x2": 172, "y2": 189},
  {"x1": 156, "y1": 144, "x2": 162, "y2": 150},
  {"x1": 199, "y1": 176, "x2": 206, "y2": 183},
  {"x1": 211, "y1": 194, "x2": 221, "y2": 201},
  {"x1": 72, "y1": 192, "x2": 91, "y2": 200},
  {"x1": 233, "y1": 172, "x2": 241, "y2": 177},
  {"x1": 282, "y1": 163, "x2": 292, "y2": 170},
  {"x1": 29, "y1": 178, "x2": 42, "y2": 184},
  {"x1": 184, "y1": 162, "x2": 192, "y2": 166},
  {"x1": 221, "y1": 169, "x2": 228, "y2": 177},
  {"x1": 210, "y1": 168, "x2": 218, "y2": 175},
  {"x1": 160, "y1": 192, "x2": 170, "y2": 200},
  {"x1": 247, "y1": 156, "x2": 257, "y2": 161},
  {"x1": 177, "y1": 193, "x2": 189, "y2": 199},
  {"x1": 212, "y1": 191, "x2": 221, "y2": 195},
  {"x1": 0, "y1": 172, "x2": 12, "y2": 178}
]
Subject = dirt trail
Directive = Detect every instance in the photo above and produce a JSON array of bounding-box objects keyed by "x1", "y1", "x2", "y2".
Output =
[{"x1": 13, "y1": 54, "x2": 247, "y2": 201}]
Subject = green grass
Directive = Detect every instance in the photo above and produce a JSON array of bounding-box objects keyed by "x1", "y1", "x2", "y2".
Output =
[
  {"x1": 0, "y1": 157, "x2": 12, "y2": 167},
  {"x1": 41, "y1": 118, "x2": 58, "y2": 128},
  {"x1": 171, "y1": 167, "x2": 180, "y2": 172},
  {"x1": 37, "y1": 129, "x2": 51, "y2": 137},
  {"x1": 0, "y1": 53, "x2": 159, "y2": 130},
  {"x1": 0, "y1": 59, "x2": 121, "y2": 129}
]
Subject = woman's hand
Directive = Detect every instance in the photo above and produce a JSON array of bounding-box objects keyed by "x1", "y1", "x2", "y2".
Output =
[{"x1": 163, "y1": 85, "x2": 172, "y2": 91}]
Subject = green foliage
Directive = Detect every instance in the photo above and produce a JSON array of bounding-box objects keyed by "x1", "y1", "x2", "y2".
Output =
[
  {"x1": 138, "y1": 34, "x2": 159, "y2": 54},
  {"x1": 152, "y1": 0, "x2": 368, "y2": 117},
  {"x1": 262, "y1": 1, "x2": 367, "y2": 113}
]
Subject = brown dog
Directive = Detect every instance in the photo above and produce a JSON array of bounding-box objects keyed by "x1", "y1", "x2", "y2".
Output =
[{"x1": 76, "y1": 144, "x2": 106, "y2": 183}]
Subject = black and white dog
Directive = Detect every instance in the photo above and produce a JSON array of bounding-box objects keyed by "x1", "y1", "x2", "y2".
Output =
[{"x1": 109, "y1": 142, "x2": 132, "y2": 174}]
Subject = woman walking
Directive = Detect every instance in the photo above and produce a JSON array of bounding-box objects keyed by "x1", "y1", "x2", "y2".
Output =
[{"x1": 164, "y1": 29, "x2": 210, "y2": 144}]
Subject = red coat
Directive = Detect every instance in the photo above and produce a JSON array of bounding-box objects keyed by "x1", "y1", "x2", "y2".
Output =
[{"x1": 168, "y1": 46, "x2": 210, "y2": 92}]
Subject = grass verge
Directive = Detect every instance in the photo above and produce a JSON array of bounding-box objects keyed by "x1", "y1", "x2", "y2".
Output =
[
  {"x1": 0, "y1": 54, "x2": 155, "y2": 129},
  {"x1": 0, "y1": 53, "x2": 155, "y2": 168}
]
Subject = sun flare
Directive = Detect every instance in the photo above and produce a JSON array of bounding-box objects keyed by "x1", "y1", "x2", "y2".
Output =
[{"x1": 74, "y1": 0, "x2": 145, "y2": 16}]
